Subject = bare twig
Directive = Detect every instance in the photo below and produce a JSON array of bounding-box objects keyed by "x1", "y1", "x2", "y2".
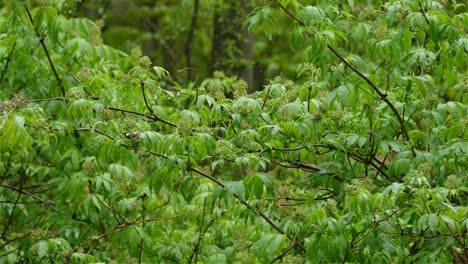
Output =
[
  {"x1": 189, "y1": 167, "x2": 306, "y2": 252},
  {"x1": 0, "y1": 183, "x2": 57, "y2": 211},
  {"x1": 418, "y1": 3, "x2": 430, "y2": 25},
  {"x1": 24, "y1": 5, "x2": 65, "y2": 96},
  {"x1": 0, "y1": 41, "x2": 16, "y2": 82},
  {"x1": 108, "y1": 106, "x2": 176, "y2": 127},
  {"x1": 139, "y1": 79, "x2": 178, "y2": 127},
  {"x1": 86, "y1": 208, "x2": 209, "y2": 254},
  {"x1": 28, "y1": 97, "x2": 64, "y2": 102},
  {"x1": 307, "y1": 85, "x2": 312, "y2": 113},
  {"x1": 277, "y1": 3, "x2": 411, "y2": 144}
]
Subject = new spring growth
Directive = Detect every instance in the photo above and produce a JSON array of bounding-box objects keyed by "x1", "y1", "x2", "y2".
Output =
[{"x1": 139, "y1": 56, "x2": 152, "y2": 69}]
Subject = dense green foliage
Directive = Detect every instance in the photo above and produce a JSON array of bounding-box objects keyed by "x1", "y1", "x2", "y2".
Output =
[{"x1": 0, "y1": 0, "x2": 467, "y2": 263}]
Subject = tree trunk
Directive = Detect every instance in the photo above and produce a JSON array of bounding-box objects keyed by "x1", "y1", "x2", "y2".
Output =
[{"x1": 211, "y1": 1, "x2": 255, "y2": 89}]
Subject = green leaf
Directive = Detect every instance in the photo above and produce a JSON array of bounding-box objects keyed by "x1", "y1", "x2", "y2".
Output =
[
  {"x1": 206, "y1": 254, "x2": 227, "y2": 264},
  {"x1": 244, "y1": 173, "x2": 274, "y2": 199}
]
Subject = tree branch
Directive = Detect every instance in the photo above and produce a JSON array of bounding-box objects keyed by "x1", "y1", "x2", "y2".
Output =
[
  {"x1": 0, "y1": 183, "x2": 57, "y2": 211},
  {"x1": 277, "y1": 3, "x2": 411, "y2": 143},
  {"x1": 24, "y1": 5, "x2": 65, "y2": 96},
  {"x1": 0, "y1": 41, "x2": 16, "y2": 83},
  {"x1": 108, "y1": 106, "x2": 176, "y2": 127}
]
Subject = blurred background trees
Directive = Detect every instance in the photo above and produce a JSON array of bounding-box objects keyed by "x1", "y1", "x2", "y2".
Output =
[{"x1": 70, "y1": 0, "x2": 297, "y2": 90}]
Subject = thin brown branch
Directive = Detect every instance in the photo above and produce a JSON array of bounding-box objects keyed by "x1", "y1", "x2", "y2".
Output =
[
  {"x1": 70, "y1": 72, "x2": 96, "y2": 98},
  {"x1": 0, "y1": 183, "x2": 57, "y2": 211},
  {"x1": 24, "y1": 5, "x2": 65, "y2": 96},
  {"x1": 271, "y1": 228, "x2": 316, "y2": 263},
  {"x1": 74, "y1": 127, "x2": 115, "y2": 140},
  {"x1": 138, "y1": 80, "x2": 178, "y2": 127},
  {"x1": 28, "y1": 97, "x2": 64, "y2": 102},
  {"x1": 189, "y1": 167, "x2": 306, "y2": 252},
  {"x1": 277, "y1": 3, "x2": 411, "y2": 144},
  {"x1": 418, "y1": 3, "x2": 430, "y2": 25},
  {"x1": 108, "y1": 106, "x2": 176, "y2": 127},
  {"x1": 0, "y1": 41, "x2": 16, "y2": 82},
  {"x1": 86, "y1": 208, "x2": 208, "y2": 254}
]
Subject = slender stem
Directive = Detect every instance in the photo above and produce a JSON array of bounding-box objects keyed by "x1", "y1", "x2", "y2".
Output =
[
  {"x1": 24, "y1": 5, "x2": 65, "y2": 96},
  {"x1": 28, "y1": 97, "x2": 64, "y2": 102},
  {"x1": 189, "y1": 167, "x2": 306, "y2": 252},
  {"x1": 277, "y1": 3, "x2": 411, "y2": 143},
  {"x1": 108, "y1": 106, "x2": 177, "y2": 127},
  {"x1": 70, "y1": 72, "x2": 96, "y2": 98},
  {"x1": 86, "y1": 208, "x2": 209, "y2": 254},
  {"x1": 0, "y1": 183, "x2": 57, "y2": 211},
  {"x1": 271, "y1": 228, "x2": 316, "y2": 263},
  {"x1": 139, "y1": 79, "x2": 178, "y2": 128},
  {"x1": 0, "y1": 41, "x2": 16, "y2": 82},
  {"x1": 262, "y1": 84, "x2": 272, "y2": 109},
  {"x1": 418, "y1": 3, "x2": 430, "y2": 25}
]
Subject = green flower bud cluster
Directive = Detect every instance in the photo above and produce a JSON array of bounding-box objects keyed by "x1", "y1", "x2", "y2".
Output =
[
  {"x1": 305, "y1": 26, "x2": 317, "y2": 36},
  {"x1": 362, "y1": 6, "x2": 379, "y2": 20},
  {"x1": 240, "y1": 119, "x2": 250, "y2": 129},
  {"x1": 396, "y1": 8, "x2": 409, "y2": 24},
  {"x1": 284, "y1": 89, "x2": 298, "y2": 102},
  {"x1": 363, "y1": 246, "x2": 371, "y2": 256},
  {"x1": 99, "y1": 108, "x2": 115, "y2": 121},
  {"x1": 272, "y1": 76, "x2": 282, "y2": 83},
  {"x1": 403, "y1": 170, "x2": 430, "y2": 188},
  {"x1": 418, "y1": 118, "x2": 433, "y2": 130},
  {"x1": 0, "y1": 92, "x2": 27, "y2": 113},
  {"x1": 344, "y1": 177, "x2": 375, "y2": 196},
  {"x1": 95, "y1": 18, "x2": 105, "y2": 29},
  {"x1": 329, "y1": 108, "x2": 345, "y2": 121},
  {"x1": 139, "y1": 56, "x2": 152, "y2": 69},
  {"x1": 293, "y1": 208, "x2": 308, "y2": 221},
  {"x1": 422, "y1": 92, "x2": 440, "y2": 109},
  {"x1": 233, "y1": 233, "x2": 253, "y2": 263},
  {"x1": 65, "y1": 87, "x2": 86, "y2": 101},
  {"x1": 177, "y1": 116, "x2": 193, "y2": 136},
  {"x1": 445, "y1": 175, "x2": 462, "y2": 189},
  {"x1": 76, "y1": 67, "x2": 92, "y2": 82},
  {"x1": 90, "y1": 22, "x2": 103, "y2": 46},
  {"x1": 277, "y1": 185, "x2": 291, "y2": 197},
  {"x1": 206, "y1": 81, "x2": 225, "y2": 100},
  {"x1": 120, "y1": 73, "x2": 134, "y2": 84},
  {"x1": 324, "y1": 198, "x2": 338, "y2": 216},
  {"x1": 455, "y1": 74, "x2": 468, "y2": 93},
  {"x1": 30, "y1": 228, "x2": 52, "y2": 240},
  {"x1": 276, "y1": 105, "x2": 290, "y2": 121},
  {"x1": 233, "y1": 79, "x2": 248, "y2": 98},
  {"x1": 372, "y1": 24, "x2": 393, "y2": 41}
]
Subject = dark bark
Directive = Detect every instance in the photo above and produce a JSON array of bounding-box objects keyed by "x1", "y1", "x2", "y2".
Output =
[{"x1": 211, "y1": 1, "x2": 255, "y2": 89}]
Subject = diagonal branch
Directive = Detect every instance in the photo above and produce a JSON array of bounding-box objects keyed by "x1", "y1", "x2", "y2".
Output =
[
  {"x1": 108, "y1": 106, "x2": 176, "y2": 127},
  {"x1": 0, "y1": 41, "x2": 16, "y2": 82},
  {"x1": 139, "y1": 79, "x2": 177, "y2": 127},
  {"x1": 189, "y1": 167, "x2": 306, "y2": 252},
  {"x1": 24, "y1": 5, "x2": 65, "y2": 96},
  {"x1": 277, "y1": 3, "x2": 411, "y2": 143},
  {"x1": 0, "y1": 183, "x2": 57, "y2": 211}
]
